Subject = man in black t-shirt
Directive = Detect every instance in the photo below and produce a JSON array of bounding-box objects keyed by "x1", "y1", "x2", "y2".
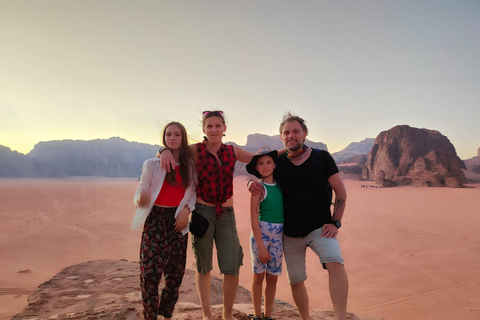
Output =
[{"x1": 249, "y1": 112, "x2": 348, "y2": 320}]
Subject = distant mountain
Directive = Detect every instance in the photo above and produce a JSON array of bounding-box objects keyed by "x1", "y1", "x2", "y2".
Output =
[
  {"x1": 0, "y1": 134, "x2": 329, "y2": 178},
  {"x1": 463, "y1": 148, "x2": 480, "y2": 183},
  {"x1": 227, "y1": 133, "x2": 327, "y2": 152},
  {"x1": 227, "y1": 133, "x2": 328, "y2": 177},
  {"x1": 1, "y1": 134, "x2": 476, "y2": 184},
  {"x1": 464, "y1": 147, "x2": 480, "y2": 174},
  {"x1": 331, "y1": 138, "x2": 375, "y2": 163},
  {"x1": 0, "y1": 137, "x2": 160, "y2": 178},
  {"x1": 0, "y1": 146, "x2": 35, "y2": 177},
  {"x1": 28, "y1": 137, "x2": 160, "y2": 177}
]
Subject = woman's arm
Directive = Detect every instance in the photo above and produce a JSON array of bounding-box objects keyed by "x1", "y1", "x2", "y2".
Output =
[
  {"x1": 233, "y1": 146, "x2": 255, "y2": 163},
  {"x1": 156, "y1": 148, "x2": 176, "y2": 172},
  {"x1": 134, "y1": 160, "x2": 154, "y2": 207},
  {"x1": 174, "y1": 163, "x2": 197, "y2": 233}
]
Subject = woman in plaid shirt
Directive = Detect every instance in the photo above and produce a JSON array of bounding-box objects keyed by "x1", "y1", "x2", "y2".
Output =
[{"x1": 159, "y1": 110, "x2": 255, "y2": 320}]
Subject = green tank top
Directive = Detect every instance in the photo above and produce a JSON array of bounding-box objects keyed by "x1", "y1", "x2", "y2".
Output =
[{"x1": 259, "y1": 182, "x2": 284, "y2": 223}]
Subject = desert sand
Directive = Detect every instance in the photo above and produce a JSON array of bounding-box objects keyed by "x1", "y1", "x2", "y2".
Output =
[{"x1": 0, "y1": 176, "x2": 479, "y2": 320}]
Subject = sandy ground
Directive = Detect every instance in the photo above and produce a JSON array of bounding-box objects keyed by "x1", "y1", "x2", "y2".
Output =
[{"x1": 0, "y1": 176, "x2": 479, "y2": 320}]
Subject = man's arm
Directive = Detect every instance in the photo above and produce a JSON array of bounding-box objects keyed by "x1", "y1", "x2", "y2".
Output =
[
  {"x1": 329, "y1": 173, "x2": 347, "y2": 221},
  {"x1": 321, "y1": 173, "x2": 347, "y2": 238}
]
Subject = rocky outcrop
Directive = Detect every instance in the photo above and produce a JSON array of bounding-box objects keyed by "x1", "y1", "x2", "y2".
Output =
[
  {"x1": 337, "y1": 155, "x2": 368, "y2": 176},
  {"x1": 11, "y1": 259, "x2": 381, "y2": 320},
  {"x1": 362, "y1": 125, "x2": 466, "y2": 187}
]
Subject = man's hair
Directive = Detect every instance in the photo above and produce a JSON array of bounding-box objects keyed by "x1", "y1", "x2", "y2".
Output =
[{"x1": 279, "y1": 111, "x2": 308, "y2": 134}]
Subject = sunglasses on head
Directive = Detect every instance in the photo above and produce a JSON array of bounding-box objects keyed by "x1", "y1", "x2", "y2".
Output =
[{"x1": 202, "y1": 110, "x2": 224, "y2": 118}]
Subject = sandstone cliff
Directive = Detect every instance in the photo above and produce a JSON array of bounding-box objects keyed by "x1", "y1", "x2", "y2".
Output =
[
  {"x1": 362, "y1": 125, "x2": 466, "y2": 187},
  {"x1": 11, "y1": 259, "x2": 381, "y2": 320}
]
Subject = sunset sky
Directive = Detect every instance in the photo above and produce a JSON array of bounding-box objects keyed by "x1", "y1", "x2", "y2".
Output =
[{"x1": 1, "y1": 0, "x2": 479, "y2": 159}]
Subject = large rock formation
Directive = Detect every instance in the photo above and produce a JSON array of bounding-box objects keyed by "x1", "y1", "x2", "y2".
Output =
[
  {"x1": 362, "y1": 125, "x2": 466, "y2": 187},
  {"x1": 11, "y1": 259, "x2": 380, "y2": 320}
]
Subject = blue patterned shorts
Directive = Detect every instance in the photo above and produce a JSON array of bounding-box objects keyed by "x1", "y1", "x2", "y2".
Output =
[{"x1": 249, "y1": 220, "x2": 284, "y2": 276}]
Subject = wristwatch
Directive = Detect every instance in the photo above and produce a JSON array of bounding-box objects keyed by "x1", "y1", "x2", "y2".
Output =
[{"x1": 330, "y1": 220, "x2": 341, "y2": 228}]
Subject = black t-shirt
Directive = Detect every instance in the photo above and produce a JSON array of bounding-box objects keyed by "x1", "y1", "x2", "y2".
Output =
[{"x1": 276, "y1": 149, "x2": 339, "y2": 237}]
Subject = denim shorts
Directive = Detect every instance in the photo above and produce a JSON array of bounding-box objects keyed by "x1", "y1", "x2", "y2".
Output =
[
  {"x1": 283, "y1": 226, "x2": 344, "y2": 285},
  {"x1": 191, "y1": 204, "x2": 243, "y2": 275}
]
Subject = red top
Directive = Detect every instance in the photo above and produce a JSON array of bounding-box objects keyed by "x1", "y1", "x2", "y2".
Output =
[
  {"x1": 195, "y1": 142, "x2": 236, "y2": 217},
  {"x1": 155, "y1": 165, "x2": 186, "y2": 207}
]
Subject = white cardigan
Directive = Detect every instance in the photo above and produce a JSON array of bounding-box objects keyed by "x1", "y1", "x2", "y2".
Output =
[{"x1": 131, "y1": 158, "x2": 196, "y2": 234}]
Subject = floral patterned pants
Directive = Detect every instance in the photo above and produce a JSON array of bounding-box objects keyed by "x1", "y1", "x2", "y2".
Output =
[{"x1": 140, "y1": 206, "x2": 188, "y2": 320}]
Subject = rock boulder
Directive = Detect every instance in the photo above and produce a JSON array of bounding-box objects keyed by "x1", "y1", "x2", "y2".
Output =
[
  {"x1": 11, "y1": 259, "x2": 381, "y2": 320},
  {"x1": 362, "y1": 125, "x2": 466, "y2": 187}
]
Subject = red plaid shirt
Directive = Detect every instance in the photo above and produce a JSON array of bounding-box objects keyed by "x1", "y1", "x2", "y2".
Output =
[{"x1": 196, "y1": 142, "x2": 236, "y2": 217}]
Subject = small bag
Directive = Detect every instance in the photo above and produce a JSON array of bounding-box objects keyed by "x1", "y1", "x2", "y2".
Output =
[{"x1": 189, "y1": 211, "x2": 209, "y2": 238}]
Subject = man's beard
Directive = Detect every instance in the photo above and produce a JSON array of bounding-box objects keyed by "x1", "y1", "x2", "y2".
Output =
[{"x1": 285, "y1": 140, "x2": 303, "y2": 152}]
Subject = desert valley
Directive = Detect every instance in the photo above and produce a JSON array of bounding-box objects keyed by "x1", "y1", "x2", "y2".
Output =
[{"x1": 0, "y1": 175, "x2": 479, "y2": 320}]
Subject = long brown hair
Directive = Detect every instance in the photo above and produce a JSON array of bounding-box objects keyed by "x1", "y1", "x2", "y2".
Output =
[{"x1": 162, "y1": 122, "x2": 194, "y2": 188}]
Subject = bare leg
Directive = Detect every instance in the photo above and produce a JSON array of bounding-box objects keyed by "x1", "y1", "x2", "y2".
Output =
[
  {"x1": 222, "y1": 274, "x2": 239, "y2": 320},
  {"x1": 264, "y1": 273, "x2": 278, "y2": 318},
  {"x1": 251, "y1": 273, "x2": 265, "y2": 317},
  {"x1": 291, "y1": 281, "x2": 311, "y2": 320},
  {"x1": 326, "y1": 263, "x2": 348, "y2": 320},
  {"x1": 196, "y1": 271, "x2": 213, "y2": 320}
]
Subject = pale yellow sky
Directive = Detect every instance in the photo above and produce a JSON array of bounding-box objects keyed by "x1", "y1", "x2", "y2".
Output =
[{"x1": 1, "y1": 0, "x2": 479, "y2": 159}]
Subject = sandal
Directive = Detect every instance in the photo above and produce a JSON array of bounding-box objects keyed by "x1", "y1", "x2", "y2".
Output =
[
  {"x1": 247, "y1": 315, "x2": 262, "y2": 320},
  {"x1": 263, "y1": 317, "x2": 276, "y2": 320}
]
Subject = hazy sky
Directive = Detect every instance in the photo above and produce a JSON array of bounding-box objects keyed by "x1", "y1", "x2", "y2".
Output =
[{"x1": 1, "y1": 0, "x2": 479, "y2": 159}]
